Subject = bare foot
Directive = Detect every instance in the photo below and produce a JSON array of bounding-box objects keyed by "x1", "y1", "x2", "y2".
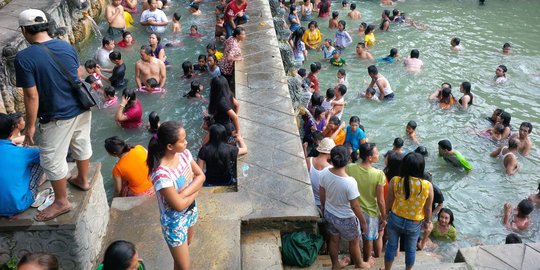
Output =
[
  {"x1": 332, "y1": 256, "x2": 350, "y2": 270},
  {"x1": 34, "y1": 200, "x2": 71, "y2": 222},
  {"x1": 68, "y1": 176, "x2": 90, "y2": 191},
  {"x1": 360, "y1": 256, "x2": 375, "y2": 268}
]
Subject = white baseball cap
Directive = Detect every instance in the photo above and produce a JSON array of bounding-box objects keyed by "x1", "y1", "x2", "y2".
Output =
[{"x1": 18, "y1": 9, "x2": 48, "y2": 27}]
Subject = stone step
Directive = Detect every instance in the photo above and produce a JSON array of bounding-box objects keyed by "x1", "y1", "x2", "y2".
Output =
[
  {"x1": 242, "y1": 229, "x2": 283, "y2": 270},
  {"x1": 103, "y1": 196, "x2": 242, "y2": 270},
  {"x1": 284, "y1": 250, "x2": 449, "y2": 270}
]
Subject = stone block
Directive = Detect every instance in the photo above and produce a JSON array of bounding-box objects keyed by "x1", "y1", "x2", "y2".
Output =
[
  {"x1": 0, "y1": 163, "x2": 109, "y2": 270},
  {"x1": 242, "y1": 229, "x2": 282, "y2": 270}
]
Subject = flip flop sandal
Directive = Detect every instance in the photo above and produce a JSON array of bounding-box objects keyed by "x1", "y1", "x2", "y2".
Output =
[
  {"x1": 31, "y1": 187, "x2": 54, "y2": 208},
  {"x1": 37, "y1": 193, "x2": 55, "y2": 212}
]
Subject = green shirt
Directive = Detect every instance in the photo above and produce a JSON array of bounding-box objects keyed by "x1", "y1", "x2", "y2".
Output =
[
  {"x1": 345, "y1": 164, "x2": 386, "y2": 217},
  {"x1": 431, "y1": 221, "x2": 458, "y2": 241},
  {"x1": 330, "y1": 58, "x2": 346, "y2": 67},
  {"x1": 454, "y1": 151, "x2": 472, "y2": 172}
]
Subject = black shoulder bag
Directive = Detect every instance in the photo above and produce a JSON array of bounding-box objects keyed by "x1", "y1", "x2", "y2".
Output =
[{"x1": 35, "y1": 43, "x2": 99, "y2": 110}]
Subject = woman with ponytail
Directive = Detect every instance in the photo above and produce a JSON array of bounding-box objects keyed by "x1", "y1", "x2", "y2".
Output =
[
  {"x1": 383, "y1": 152, "x2": 433, "y2": 270},
  {"x1": 105, "y1": 136, "x2": 154, "y2": 197},
  {"x1": 146, "y1": 121, "x2": 205, "y2": 269}
]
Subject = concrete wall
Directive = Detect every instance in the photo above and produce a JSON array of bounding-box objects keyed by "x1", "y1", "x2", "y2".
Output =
[{"x1": 0, "y1": 163, "x2": 109, "y2": 270}]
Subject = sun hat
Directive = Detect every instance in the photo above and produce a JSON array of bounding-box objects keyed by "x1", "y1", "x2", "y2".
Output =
[
  {"x1": 316, "y1": 138, "x2": 336, "y2": 154},
  {"x1": 19, "y1": 9, "x2": 48, "y2": 27}
]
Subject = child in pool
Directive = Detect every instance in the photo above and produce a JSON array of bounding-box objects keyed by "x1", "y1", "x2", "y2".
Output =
[
  {"x1": 183, "y1": 81, "x2": 204, "y2": 100},
  {"x1": 103, "y1": 86, "x2": 118, "y2": 108},
  {"x1": 362, "y1": 87, "x2": 379, "y2": 101},
  {"x1": 189, "y1": 3, "x2": 202, "y2": 15},
  {"x1": 321, "y1": 88, "x2": 334, "y2": 112},
  {"x1": 451, "y1": 37, "x2": 462, "y2": 51},
  {"x1": 502, "y1": 43, "x2": 512, "y2": 55},
  {"x1": 328, "y1": 11, "x2": 339, "y2": 29},
  {"x1": 406, "y1": 121, "x2": 419, "y2": 144},
  {"x1": 494, "y1": 65, "x2": 508, "y2": 84},
  {"x1": 330, "y1": 50, "x2": 346, "y2": 67},
  {"x1": 480, "y1": 123, "x2": 505, "y2": 142},
  {"x1": 172, "y1": 12, "x2": 181, "y2": 33},
  {"x1": 189, "y1": 25, "x2": 204, "y2": 38},
  {"x1": 418, "y1": 208, "x2": 458, "y2": 250},
  {"x1": 182, "y1": 61, "x2": 195, "y2": 79},
  {"x1": 334, "y1": 20, "x2": 352, "y2": 50},
  {"x1": 503, "y1": 199, "x2": 533, "y2": 231},
  {"x1": 364, "y1": 24, "x2": 376, "y2": 47},
  {"x1": 528, "y1": 182, "x2": 540, "y2": 205},
  {"x1": 147, "y1": 121, "x2": 205, "y2": 269},
  {"x1": 194, "y1": 55, "x2": 208, "y2": 72},
  {"x1": 378, "y1": 48, "x2": 399, "y2": 63},
  {"x1": 85, "y1": 75, "x2": 103, "y2": 94},
  {"x1": 322, "y1": 39, "x2": 335, "y2": 60},
  {"x1": 336, "y1": 68, "x2": 348, "y2": 87},
  {"x1": 144, "y1": 78, "x2": 163, "y2": 92},
  {"x1": 148, "y1": 111, "x2": 160, "y2": 134},
  {"x1": 82, "y1": 59, "x2": 103, "y2": 87},
  {"x1": 206, "y1": 43, "x2": 224, "y2": 61},
  {"x1": 215, "y1": 15, "x2": 226, "y2": 41}
]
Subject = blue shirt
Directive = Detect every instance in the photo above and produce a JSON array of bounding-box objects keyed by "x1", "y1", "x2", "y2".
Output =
[
  {"x1": 345, "y1": 126, "x2": 366, "y2": 151},
  {"x1": 15, "y1": 39, "x2": 85, "y2": 121},
  {"x1": 378, "y1": 56, "x2": 396, "y2": 63},
  {"x1": 0, "y1": 140, "x2": 40, "y2": 216}
]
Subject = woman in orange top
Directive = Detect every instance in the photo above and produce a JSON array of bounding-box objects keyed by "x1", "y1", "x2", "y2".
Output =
[
  {"x1": 105, "y1": 136, "x2": 154, "y2": 197},
  {"x1": 384, "y1": 152, "x2": 433, "y2": 270},
  {"x1": 322, "y1": 115, "x2": 346, "y2": 145}
]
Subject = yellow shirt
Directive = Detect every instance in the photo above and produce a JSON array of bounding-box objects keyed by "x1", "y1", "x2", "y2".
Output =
[
  {"x1": 364, "y1": 32, "x2": 375, "y2": 47},
  {"x1": 215, "y1": 50, "x2": 224, "y2": 61},
  {"x1": 302, "y1": 29, "x2": 323, "y2": 48},
  {"x1": 124, "y1": 11, "x2": 134, "y2": 28},
  {"x1": 391, "y1": 176, "x2": 431, "y2": 221},
  {"x1": 334, "y1": 129, "x2": 346, "y2": 145}
]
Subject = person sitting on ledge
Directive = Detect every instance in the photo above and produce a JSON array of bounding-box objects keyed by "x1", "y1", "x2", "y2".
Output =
[
  {"x1": 197, "y1": 123, "x2": 247, "y2": 186},
  {"x1": 0, "y1": 113, "x2": 43, "y2": 217},
  {"x1": 104, "y1": 136, "x2": 154, "y2": 197}
]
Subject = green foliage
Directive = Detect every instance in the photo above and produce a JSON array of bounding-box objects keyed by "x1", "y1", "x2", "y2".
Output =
[{"x1": 0, "y1": 256, "x2": 18, "y2": 270}]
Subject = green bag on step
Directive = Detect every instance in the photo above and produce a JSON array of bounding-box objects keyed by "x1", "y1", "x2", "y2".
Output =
[{"x1": 281, "y1": 232, "x2": 324, "y2": 267}]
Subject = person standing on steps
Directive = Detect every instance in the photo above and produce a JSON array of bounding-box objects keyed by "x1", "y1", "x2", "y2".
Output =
[{"x1": 15, "y1": 9, "x2": 92, "y2": 222}]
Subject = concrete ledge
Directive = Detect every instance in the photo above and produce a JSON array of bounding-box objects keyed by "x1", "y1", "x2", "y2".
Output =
[
  {"x1": 0, "y1": 163, "x2": 109, "y2": 270},
  {"x1": 455, "y1": 243, "x2": 540, "y2": 269},
  {"x1": 242, "y1": 229, "x2": 282, "y2": 270}
]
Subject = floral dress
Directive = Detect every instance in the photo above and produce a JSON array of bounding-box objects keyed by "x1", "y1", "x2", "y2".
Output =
[{"x1": 218, "y1": 37, "x2": 242, "y2": 76}]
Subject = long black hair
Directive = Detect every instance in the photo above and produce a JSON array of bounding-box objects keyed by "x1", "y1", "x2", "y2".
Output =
[
  {"x1": 104, "y1": 136, "x2": 134, "y2": 156},
  {"x1": 147, "y1": 121, "x2": 184, "y2": 174},
  {"x1": 101, "y1": 240, "x2": 137, "y2": 270},
  {"x1": 208, "y1": 76, "x2": 233, "y2": 116},
  {"x1": 122, "y1": 88, "x2": 137, "y2": 113},
  {"x1": 399, "y1": 152, "x2": 425, "y2": 200},
  {"x1": 461, "y1": 81, "x2": 473, "y2": 104},
  {"x1": 438, "y1": 208, "x2": 455, "y2": 227},
  {"x1": 319, "y1": 0, "x2": 329, "y2": 14},
  {"x1": 204, "y1": 124, "x2": 232, "y2": 169},
  {"x1": 384, "y1": 150, "x2": 402, "y2": 181}
]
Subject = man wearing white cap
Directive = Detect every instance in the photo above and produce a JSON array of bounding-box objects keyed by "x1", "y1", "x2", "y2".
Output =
[{"x1": 15, "y1": 9, "x2": 92, "y2": 222}]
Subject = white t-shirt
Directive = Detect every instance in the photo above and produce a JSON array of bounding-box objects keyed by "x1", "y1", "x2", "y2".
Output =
[
  {"x1": 95, "y1": 48, "x2": 114, "y2": 69},
  {"x1": 140, "y1": 9, "x2": 168, "y2": 33},
  {"x1": 319, "y1": 167, "x2": 360, "y2": 218}
]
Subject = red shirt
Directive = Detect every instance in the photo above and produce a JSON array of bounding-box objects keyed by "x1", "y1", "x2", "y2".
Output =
[
  {"x1": 224, "y1": 0, "x2": 248, "y2": 23},
  {"x1": 120, "y1": 99, "x2": 143, "y2": 129},
  {"x1": 308, "y1": 72, "x2": 319, "y2": 93}
]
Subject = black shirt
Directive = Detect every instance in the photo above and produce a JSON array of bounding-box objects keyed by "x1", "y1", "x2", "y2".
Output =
[
  {"x1": 198, "y1": 143, "x2": 239, "y2": 186},
  {"x1": 110, "y1": 63, "x2": 127, "y2": 88}
]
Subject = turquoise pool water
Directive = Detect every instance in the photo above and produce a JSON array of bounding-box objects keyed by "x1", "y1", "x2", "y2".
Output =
[{"x1": 77, "y1": 0, "x2": 539, "y2": 258}]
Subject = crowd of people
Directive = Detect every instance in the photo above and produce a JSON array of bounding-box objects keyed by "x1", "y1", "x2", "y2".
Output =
[
  {"x1": 284, "y1": 0, "x2": 538, "y2": 270},
  {"x1": 1, "y1": 0, "x2": 538, "y2": 269},
  {"x1": 2, "y1": 0, "x2": 251, "y2": 268}
]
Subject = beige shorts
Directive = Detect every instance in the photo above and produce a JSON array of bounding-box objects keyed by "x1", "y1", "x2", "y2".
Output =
[{"x1": 39, "y1": 111, "x2": 92, "y2": 181}]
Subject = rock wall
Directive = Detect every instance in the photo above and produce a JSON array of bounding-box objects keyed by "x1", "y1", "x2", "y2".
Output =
[
  {"x1": 0, "y1": 0, "x2": 106, "y2": 114},
  {"x1": 0, "y1": 163, "x2": 109, "y2": 270}
]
